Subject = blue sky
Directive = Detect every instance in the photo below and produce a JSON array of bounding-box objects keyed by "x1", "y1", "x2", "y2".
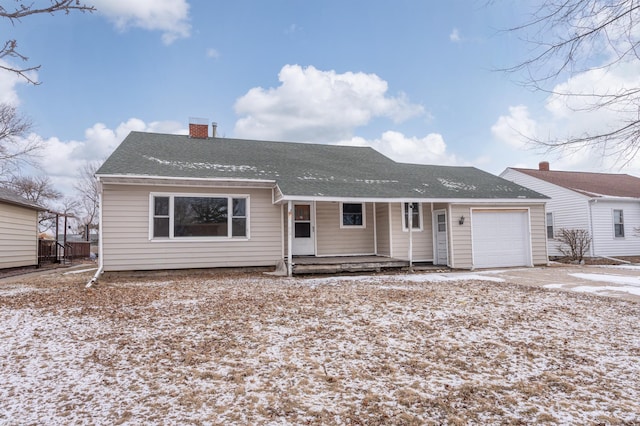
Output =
[{"x1": 2, "y1": 1, "x2": 636, "y2": 197}]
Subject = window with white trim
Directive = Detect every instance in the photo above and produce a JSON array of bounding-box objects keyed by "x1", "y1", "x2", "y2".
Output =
[
  {"x1": 340, "y1": 203, "x2": 365, "y2": 228},
  {"x1": 151, "y1": 194, "x2": 249, "y2": 239},
  {"x1": 614, "y1": 209, "x2": 625, "y2": 238},
  {"x1": 546, "y1": 212, "x2": 554, "y2": 239},
  {"x1": 402, "y1": 202, "x2": 422, "y2": 231}
]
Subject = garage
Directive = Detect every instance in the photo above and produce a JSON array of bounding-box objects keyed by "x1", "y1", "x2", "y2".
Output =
[{"x1": 472, "y1": 209, "x2": 531, "y2": 268}]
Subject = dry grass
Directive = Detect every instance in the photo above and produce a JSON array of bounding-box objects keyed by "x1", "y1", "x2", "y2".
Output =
[{"x1": 1, "y1": 269, "x2": 639, "y2": 425}]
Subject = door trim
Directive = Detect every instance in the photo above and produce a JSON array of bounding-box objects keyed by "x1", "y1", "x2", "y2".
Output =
[{"x1": 433, "y1": 209, "x2": 448, "y2": 265}]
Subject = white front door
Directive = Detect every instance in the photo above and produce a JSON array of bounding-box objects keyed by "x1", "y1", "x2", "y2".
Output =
[
  {"x1": 292, "y1": 203, "x2": 315, "y2": 255},
  {"x1": 434, "y1": 210, "x2": 448, "y2": 265}
]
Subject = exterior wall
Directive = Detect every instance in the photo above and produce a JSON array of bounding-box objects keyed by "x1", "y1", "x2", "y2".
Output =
[
  {"x1": 500, "y1": 169, "x2": 591, "y2": 256},
  {"x1": 315, "y1": 202, "x2": 375, "y2": 256},
  {"x1": 101, "y1": 184, "x2": 282, "y2": 271},
  {"x1": 389, "y1": 202, "x2": 433, "y2": 262},
  {"x1": 590, "y1": 200, "x2": 640, "y2": 256},
  {"x1": 375, "y1": 203, "x2": 391, "y2": 256},
  {"x1": 0, "y1": 202, "x2": 39, "y2": 269},
  {"x1": 449, "y1": 203, "x2": 547, "y2": 269}
]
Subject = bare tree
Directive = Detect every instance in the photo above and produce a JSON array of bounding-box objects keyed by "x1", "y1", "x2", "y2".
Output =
[
  {"x1": 0, "y1": 103, "x2": 39, "y2": 180},
  {"x1": 1, "y1": 1, "x2": 95, "y2": 84},
  {"x1": 556, "y1": 228, "x2": 592, "y2": 262},
  {"x1": 503, "y1": 1, "x2": 640, "y2": 164},
  {"x1": 73, "y1": 161, "x2": 100, "y2": 239}
]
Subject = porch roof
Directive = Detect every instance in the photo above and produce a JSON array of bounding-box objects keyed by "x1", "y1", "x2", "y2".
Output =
[{"x1": 97, "y1": 131, "x2": 547, "y2": 201}]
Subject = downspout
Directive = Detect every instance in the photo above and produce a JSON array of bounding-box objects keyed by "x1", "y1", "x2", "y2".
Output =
[
  {"x1": 86, "y1": 183, "x2": 103, "y2": 288},
  {"x1": 408, "y1": 202, "x2": 413, "y2": 268},
  {"x1": 287, "y1": 201, "x2": 293, "y2": 277},
  {"x1": 588, "y1": 199, "x2": 597, "y2": 257}
]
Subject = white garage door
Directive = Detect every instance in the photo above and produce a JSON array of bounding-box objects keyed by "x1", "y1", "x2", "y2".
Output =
[{"x1": 472, "y1": 210, "x2": 530, "y2": 268}]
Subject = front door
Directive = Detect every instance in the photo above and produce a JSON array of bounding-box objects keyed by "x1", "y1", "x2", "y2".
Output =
[
  {"x1": 434, "y1": 210, "x2": 448, "y2": 265},
  {"x1": 292, "y1": 203, "x2": 315, "y2": 255}
]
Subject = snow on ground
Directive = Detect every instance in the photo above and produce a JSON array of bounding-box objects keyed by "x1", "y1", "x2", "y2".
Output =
[
  {"x1": 544, "y1": 270, "x2": 640, "y2": 298},
  {"x1": 1, "y1": 270, "x2": 639, "y2": 425}
]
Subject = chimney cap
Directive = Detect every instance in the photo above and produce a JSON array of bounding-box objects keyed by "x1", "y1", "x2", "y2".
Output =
[
  {"x1": 539, "y1": 161, "x2": 550, "y2": 171},
  {"x1": 189, "y1": 117, "x2": 208, "y2": 125}
]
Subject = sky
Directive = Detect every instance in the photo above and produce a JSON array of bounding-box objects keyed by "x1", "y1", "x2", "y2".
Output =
[{"x1": 2, "y1": 0, "x2": 639, "y2": 199}]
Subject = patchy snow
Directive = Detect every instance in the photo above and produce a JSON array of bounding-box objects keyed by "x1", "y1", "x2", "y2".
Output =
[
  {"x1": 569, "y1": 272, "x2": 640, "y2": 287},
  {"x1": 594, "y1": 264, "x2": 640, "y2": 271},
  {"x1": 1, "y1": 270, "x2": 639, "y2": 425},
  {"x1": 437, "y1": 178, "x2": 477, "y2": 191},
  {"x1": 144, "y1": 156, "x2": 274, "y2": 175}
]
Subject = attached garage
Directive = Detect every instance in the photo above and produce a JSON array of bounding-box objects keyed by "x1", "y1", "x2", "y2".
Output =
[{"x1": 471, "y1": 209, "x2": 532, "y2": 268}]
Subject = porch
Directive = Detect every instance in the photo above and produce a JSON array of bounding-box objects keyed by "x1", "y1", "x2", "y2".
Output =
[{"x1": 291, "y1": 255, "x2": 417, "y2": 275}]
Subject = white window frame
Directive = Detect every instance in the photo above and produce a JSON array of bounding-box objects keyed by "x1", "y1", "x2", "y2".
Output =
[
  {"x1": 340, "y1": 202, "x2": 366, "y2": 229},
  {"x1": 546, "y1": 212, "x2": 554, "y2": 239},
  {"x1": 148, "y1": 192, "x2": 250, "y2": 241},
  {"x1": 613, "y1": 209, "x2": 625, "y2": 238},
  {"x1": 402, "y1": 202, "x2": 423, "y2": 232}
]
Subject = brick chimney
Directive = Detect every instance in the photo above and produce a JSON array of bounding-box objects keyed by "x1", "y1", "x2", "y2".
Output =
[
  {"x1": 189, "y1": 117, "x2": 209, "y2": 139},
  {"x1": 539, "y1": 161, "x2": 550, "y2": 171}
]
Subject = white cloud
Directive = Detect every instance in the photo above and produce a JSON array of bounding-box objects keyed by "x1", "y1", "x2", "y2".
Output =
[
  {"x1": 449, "y1": 28, "x2": 461, "y2": 43},
  {"x1": 338, "y1": 131, "x2": 460, "y2": 166},
  {"x1": 491, "y1": 105, "x2": 537, "y2": 149},
  {"x1": 233, "y1": 64, "x2": 424, "y2": 142},
  {"x1": 206, "y1": 48, "x2": 220, "y2": 59},
  {"x1": 31, "y1": 118, "x2": 185, "y2": 197},
  {"x1": 90, "y1": 0, "x2": 191, "y2": 44}
]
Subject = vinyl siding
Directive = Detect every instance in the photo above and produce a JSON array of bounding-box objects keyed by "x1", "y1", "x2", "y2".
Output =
[
  {"x1": 390, "y1": 202, "x2": 433, "y2": 262},
  {"x1": 0, "y1": 202, "x2": 38, "y2": 269},
  {"x1": 590, "y1": 201, "x2": 640, "y2": 256},
  {"x1": 500, "y1": 169, "x2": 590, "y2": 256},
  {"x1": 451, "y1": 203, "x2": 547, "y2": 269},
  {"x1": 375, "y1": 203, "x2": 391, "y2": 256},
  {"x1": 101, "y1": 184, "x2": 282, "y2": 271},
  {"x1": 316, "y1": 202, "x2": 375, "y2": 256}
]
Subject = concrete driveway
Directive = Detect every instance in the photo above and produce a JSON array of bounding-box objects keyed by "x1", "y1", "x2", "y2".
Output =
[{"x1": 485, "y1": 263, "x2": 640, "y2": 302}]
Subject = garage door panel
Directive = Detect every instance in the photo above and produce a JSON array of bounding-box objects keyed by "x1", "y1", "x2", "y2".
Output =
[{"x1": 472, "y1": 211, "x2": 530, "y2": 268}]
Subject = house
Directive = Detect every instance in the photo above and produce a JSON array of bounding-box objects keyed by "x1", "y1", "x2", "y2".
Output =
[
  {"x1": 0, "y1": 187, "x2": 46, "y2": 270},
  {"x1": 94, "y1": 121, "x2": 549, "y2": 276},
  {"x1": 501, "y1": 162, "x2": 640, "y2": 258}
]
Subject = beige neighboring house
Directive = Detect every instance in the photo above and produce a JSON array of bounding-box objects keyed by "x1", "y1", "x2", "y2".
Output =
[
  {"x1": 95, "y1": 121, "x2": 549, "y2": 276},
  {"x1": 0, "y1": 187, "x2": 46, "y2": 270}
]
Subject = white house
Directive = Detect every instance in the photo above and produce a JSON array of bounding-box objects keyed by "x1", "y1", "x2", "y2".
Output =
[{"x1": 501, "y1": 162, "x2": 640, "y2": 258}]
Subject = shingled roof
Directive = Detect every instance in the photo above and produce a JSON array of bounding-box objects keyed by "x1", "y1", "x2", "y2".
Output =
[
  {"x1": 97, "y1": 131, "x2": 546, "y2": 201},
  {"x1": 0, "y1": 187, "x2": 45, "y2": 211},
  {"x1": 511, "y1": 168, "x2": 640, "y2": 199}
]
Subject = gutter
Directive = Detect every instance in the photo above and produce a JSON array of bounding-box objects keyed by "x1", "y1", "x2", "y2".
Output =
[{"x1": 86, "y1": 185, "x2": 104, "y2": 288}]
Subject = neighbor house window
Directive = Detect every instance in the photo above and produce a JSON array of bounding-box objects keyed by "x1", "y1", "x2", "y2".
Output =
[
  {"x1": 403, "y1": 202, "x2": 422, "y2": 231},
  {"x1": 151, "y1": 194, "x2": 249, "y2": 239},
  {"x1": 614, "y1": 209, "x2": 625, "y2": 238},
  {"x1": 341, "y1": 203, "x2": 365, "y2": 228},
  {"x1": 546, "y1": 212, "x2": 554, "y2": 239}
]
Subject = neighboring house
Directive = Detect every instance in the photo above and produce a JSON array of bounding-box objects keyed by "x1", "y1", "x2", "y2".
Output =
[
  {"x1": 501, "y1": 162, "x2": 640, "y2": 258},
  {"x1": 95, "y1": 122, "x2": 549, "y2": 275},
  {"x1": 0, "y1": 187, "x2": 46, "y2": 270}
]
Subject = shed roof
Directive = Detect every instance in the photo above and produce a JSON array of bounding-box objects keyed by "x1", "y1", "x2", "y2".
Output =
[
  {"x1": 511, "y1": 168, "x2": 640, "y2": 199},
  {"x1": 97, "y1": 132, "x2": 547, "y2": 201},
  {"x1": 0, "y1": 187, "x2": 45, "y2": 211}
]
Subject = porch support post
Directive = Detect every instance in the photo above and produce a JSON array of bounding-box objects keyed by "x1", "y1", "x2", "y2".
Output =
[
  {"x1": 287, "y1": 201, "x2": 293, "y2": 277},
  {"x1": 408, "y1": 202, "x2": 413, "y2": 268},
  {"x1": 372, "y1": 202, "x2": 377, "y2": 255}
]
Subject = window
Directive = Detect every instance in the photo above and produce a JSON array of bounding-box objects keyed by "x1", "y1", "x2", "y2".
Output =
[
  {"x1": 153, "y1": 196, "x2": 170, "y2": 238},
  {"x1": 546, "y1": 212, "x2": 554, "y2": 239},
  {"x1": 341, "y1": 203, "x2": 365, "y2": 228},
  {"x1": 151, "y1": 194, "x2": 249, "y2": 239},
  {"x1": 614, "y1": 209, "x2": 625, "y2": 238},
  {"x1": 403, "y1": 202, "x2": 422, "y2": 230}
]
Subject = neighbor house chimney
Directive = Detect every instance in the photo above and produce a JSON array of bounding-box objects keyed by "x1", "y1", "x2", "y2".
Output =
[
  {"x1": 189, "y1": 117, "x2": 209, "y2": 139},
  {"x1": 539, "y1": 161, "x2": 550, "y2": 171}
]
